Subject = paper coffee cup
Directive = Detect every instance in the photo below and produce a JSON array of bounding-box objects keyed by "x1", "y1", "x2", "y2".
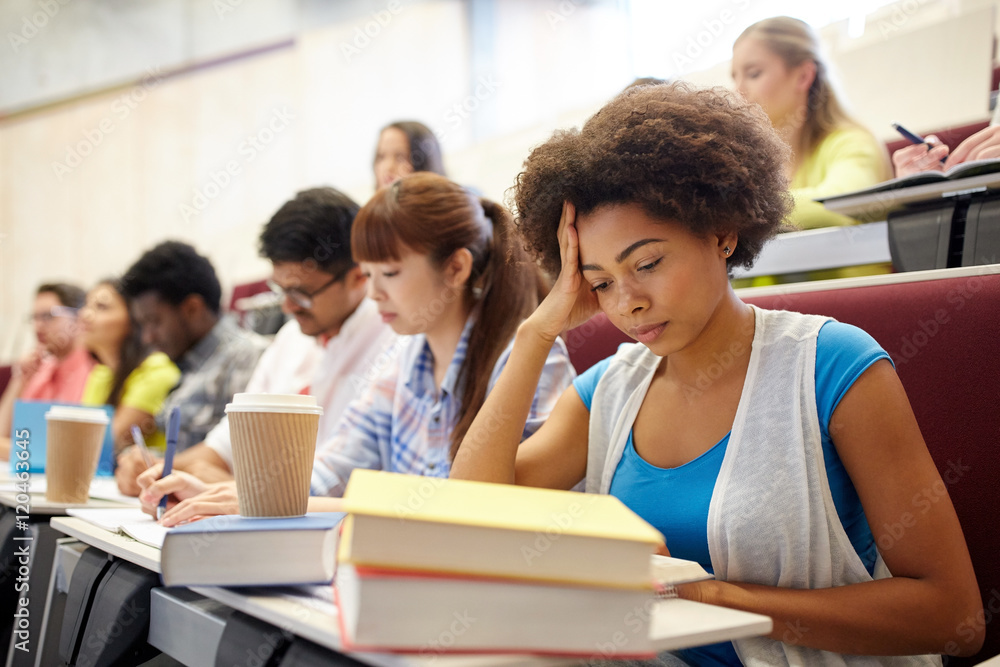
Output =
[
  {"x1": 45, "y1": 406, "x2": 109, "y2": 504},
  {"x1": 225, "y1": 393, "x2": 323, "y2": 518}
]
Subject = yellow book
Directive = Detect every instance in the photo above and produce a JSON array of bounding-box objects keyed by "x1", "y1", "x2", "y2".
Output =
[{"x1": 339, "y1": 470, "x2": 665, "y2": 590}]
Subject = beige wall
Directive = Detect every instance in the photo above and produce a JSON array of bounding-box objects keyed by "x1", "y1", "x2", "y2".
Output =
[{"x1": 1, "y1": 0, "x2": 996, "y2": 362}]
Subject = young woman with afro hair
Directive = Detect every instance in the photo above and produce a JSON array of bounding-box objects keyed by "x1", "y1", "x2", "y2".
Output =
[{"x1": 449, "y1": 83, "x2": 981, "y2": 666}]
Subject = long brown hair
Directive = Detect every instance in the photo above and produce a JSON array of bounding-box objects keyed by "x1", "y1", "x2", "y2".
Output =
[
  {"x1": 352, "y1": 172, "x2": 542, "y2": 458},
  {"x1": 737, "y1": 16, "x2": 888, "y2": 177},
  {"x1": 92, "y1": 279, "x2": 150, "y2": 408}
]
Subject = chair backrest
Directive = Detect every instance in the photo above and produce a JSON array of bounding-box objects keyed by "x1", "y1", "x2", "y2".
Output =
[{"x1": 564, "y1": 266, "x2": 1000, "y2": 664}]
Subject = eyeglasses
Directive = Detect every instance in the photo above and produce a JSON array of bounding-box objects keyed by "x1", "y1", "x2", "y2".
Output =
[
  {"x1": 28, "y1": 306, "x2": 78, "y2": 324},
  {"x1": 266, "y1": 267, "x2": 350, "y2": 309}
]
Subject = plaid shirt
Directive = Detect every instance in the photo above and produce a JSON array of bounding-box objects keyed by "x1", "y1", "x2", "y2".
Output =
[
  {"x1": 156, "y1": 317, "x2": 269, "y2": 452},
  {"x1": 311, "y1": 318, "x2": 576, "y2": 497}
]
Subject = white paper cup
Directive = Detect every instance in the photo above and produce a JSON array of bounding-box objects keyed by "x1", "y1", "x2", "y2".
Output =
[
  {"x1": 45, "y1": 406, "x2": 109, "y2": 503},
  {"x1": 225, "y1": 393, "x2": 323, "y2": 518}
]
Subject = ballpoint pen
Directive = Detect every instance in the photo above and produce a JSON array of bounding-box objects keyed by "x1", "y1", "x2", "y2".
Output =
[
  {"x1": 158, "y1": 407, "x2": 181, "y2": 520},
  {"x1": 892, "y1": 122, "x2": 947, "y2": 164},
  {"x1": 129, "y1": 424, "x2": 155, "y2": 469}
]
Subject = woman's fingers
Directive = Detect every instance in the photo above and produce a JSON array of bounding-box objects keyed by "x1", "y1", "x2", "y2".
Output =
[
  {"x1": 947, "y1": 126, "x2": 1000, "y2": 165},
  {"x1": 138, "y1": 470, "x2": 208, "y2": 517},
  {"x1": 893, "y1": 142, "x2": 947, "y2": 178},
  {"x1": 157, "y1": 484, "x2": 240, "y2": 526}
]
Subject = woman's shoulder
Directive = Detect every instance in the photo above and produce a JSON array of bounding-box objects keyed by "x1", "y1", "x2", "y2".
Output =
[
  {"x1": 129, "y1": 352, "x2": 181, "y2": 385},
  {"x1": 818, "y1": 124, "x2": 883, "y2": 156}
]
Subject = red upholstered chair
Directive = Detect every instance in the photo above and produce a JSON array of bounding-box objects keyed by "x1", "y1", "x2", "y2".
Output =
[
  {"x1": 228, "y1": 279, "x2": 271, "y2": 316},
  {"x1": 564, "y1": 266, "x2": 1000, "y2": 664}
]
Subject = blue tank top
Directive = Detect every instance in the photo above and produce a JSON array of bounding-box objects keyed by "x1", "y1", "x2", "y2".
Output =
[{"x1": 572, "y1": 321, "x2": 889, "y2": 666}]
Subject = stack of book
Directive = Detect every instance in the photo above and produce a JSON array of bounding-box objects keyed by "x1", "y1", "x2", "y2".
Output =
[{"x1": 334, "y1": 470, "x2": 709, "y2": 659}]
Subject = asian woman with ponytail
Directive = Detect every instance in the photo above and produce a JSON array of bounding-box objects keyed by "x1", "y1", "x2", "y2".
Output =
[{"x1": 145, "y1": 173, "x2": 575, "y2": 523}]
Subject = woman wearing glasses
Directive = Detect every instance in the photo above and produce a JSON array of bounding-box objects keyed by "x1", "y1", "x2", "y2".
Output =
[
  {"x1": 140, "y1": 173, "x2": 576, "y2": 522},
  {"x1": 0, "y1": 283, "x2": 94, "y2": 459}
]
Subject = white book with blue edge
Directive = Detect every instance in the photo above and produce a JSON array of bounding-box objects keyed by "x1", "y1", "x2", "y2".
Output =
[{"x1": 160, "y1": 512, "x2": 346, "y2": 587}]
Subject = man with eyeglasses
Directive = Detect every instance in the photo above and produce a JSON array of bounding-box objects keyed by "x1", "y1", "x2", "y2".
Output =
[
  {"x1": 0, "y1": 283, "x2": 93, "y2": 459},
  {"x1": 116, "y1": 187, "x2": 394, "y2": 492}
]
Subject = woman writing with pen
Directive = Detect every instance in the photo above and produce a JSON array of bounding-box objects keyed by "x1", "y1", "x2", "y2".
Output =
[
  {"x1": 135, "y1": 173, "x2": 576, "y2": 522},
  {"x1": 893, "y1": 123, "x2": 1000, "y2": 177},
  {"x1": 731, "y1": 18, "x2": 890, "y2": 253}
]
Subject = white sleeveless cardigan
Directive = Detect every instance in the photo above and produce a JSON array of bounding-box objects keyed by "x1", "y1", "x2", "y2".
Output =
[{"x1": 584, "y1": 307, "x2": 940, "y2": 667}]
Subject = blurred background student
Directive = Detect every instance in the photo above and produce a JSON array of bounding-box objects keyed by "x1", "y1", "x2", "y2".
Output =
[
  {"x1": 139, "y1": 173, "x2": 576, "y2": 523},
  {"x1": 732, "y1": 16, "x2": 891, "y2": 231},
  {"x1": 79, "y1": 279, "x2": 180, "y2": 454},
  {"x1": 731, "y1": 16, "x2": 892, "y2": 284},
  {"x1": 115, "y1": 186, "x2": 395, "y2": 495},
  {"x1": 373, "y1": 120, "x2": 446, "y2": 190},
  {"x1": 0, "y1": 283, "x2": 92, "y2": 459},
  {"x1": 114, "y1": 240, "x2": 267, "y2": 486}
]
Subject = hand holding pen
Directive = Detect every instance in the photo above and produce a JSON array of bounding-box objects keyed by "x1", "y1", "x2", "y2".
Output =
[
  {"x1": 891, "y1": 122, "x2": 948, "y2": 177},
  {"x1": 158, "y1": 407, "x2": 181, "y2": 520}
]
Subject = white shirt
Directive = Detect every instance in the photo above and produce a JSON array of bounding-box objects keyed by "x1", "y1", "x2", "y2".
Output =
[{"x1": 205, "y1": 299, "x2": 395, "y2": 468}]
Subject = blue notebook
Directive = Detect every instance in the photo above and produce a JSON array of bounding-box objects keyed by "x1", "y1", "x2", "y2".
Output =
[
  {"x1": 9, "y1": 400, "x2": 116, "y2": 477},
  {"x1": 160, "y1": 512, "x2": 347, "y2": 587}
]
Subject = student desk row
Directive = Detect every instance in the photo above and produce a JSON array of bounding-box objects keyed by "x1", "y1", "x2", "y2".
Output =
[
  {"x1": 41, "y1": 515, "x2": 771, "y2": 667},
  {"x1": 0, "y1": 479, "x2": 140, "y2": 667}
]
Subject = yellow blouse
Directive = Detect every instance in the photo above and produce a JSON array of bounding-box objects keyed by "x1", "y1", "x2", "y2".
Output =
[
  {"x1": 82, "y1": 352, "x2": 180, "y2": 450},
  {"x1": 790, "y1": 125, "x2": 890, "y2": 230}
]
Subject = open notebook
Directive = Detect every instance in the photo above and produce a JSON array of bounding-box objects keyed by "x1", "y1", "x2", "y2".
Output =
[{"x1": 66, "y1": 507, "x2": 168, "y2": 549}]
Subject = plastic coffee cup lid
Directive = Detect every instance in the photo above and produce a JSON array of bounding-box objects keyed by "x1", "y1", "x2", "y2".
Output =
[
  {"x1": 225, "y1": 393, "x2": 324, "y2": 415},
  {"x1": 45, "y1": 406, "x2": 110, "y2": 424}
]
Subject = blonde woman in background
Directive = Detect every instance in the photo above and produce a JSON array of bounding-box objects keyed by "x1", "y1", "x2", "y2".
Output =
[
  {"x1": 733, "y1": 16, "x2": 891, "y2": 230},
  {"x1": 732, "y1": 17, "x2": 893, "y2": 284}
]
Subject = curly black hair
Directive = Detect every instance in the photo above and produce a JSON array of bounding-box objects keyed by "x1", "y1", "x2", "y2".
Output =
[
  {"x1": 259, "y1": 187, "x2": 361, "y2": 275},
  {"x1": 510, "y1": 83, "x2": 793, "y2": 277},
  {"x1": 121, "y1": 241, "x2": 222, "y2": 314}
]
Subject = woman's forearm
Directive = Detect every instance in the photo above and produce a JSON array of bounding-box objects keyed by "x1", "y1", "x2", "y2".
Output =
[
  {"x1": 450, "y1": 320, "x2": 555, "y2": 483},
  {"x1": 689, "y1": 575, "x2": 983, "y2": 657}
]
